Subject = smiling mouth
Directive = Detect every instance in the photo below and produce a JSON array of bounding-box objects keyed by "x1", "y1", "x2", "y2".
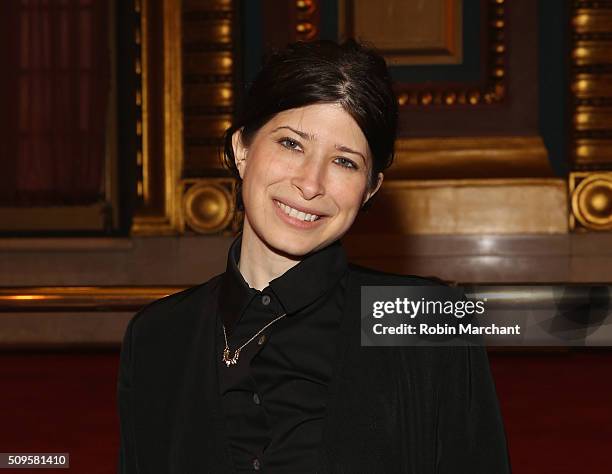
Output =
[{"x1": 274, "y1": 199, "x2": 322, "y2": 222}]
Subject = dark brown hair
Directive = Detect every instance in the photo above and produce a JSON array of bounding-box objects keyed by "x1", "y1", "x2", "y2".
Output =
[{"x1": 222, "y1": 39, "x2": 398, "y2": 212}]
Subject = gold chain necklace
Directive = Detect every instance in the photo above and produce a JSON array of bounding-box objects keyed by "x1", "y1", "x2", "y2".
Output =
[{"x1": 222, "y1": 312, "x2": 287, "y2": 367}]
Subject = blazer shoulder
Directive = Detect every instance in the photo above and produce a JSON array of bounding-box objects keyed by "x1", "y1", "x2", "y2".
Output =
[
  {"x1": 128, "y1": 273, "x2": 224, "y2": 331},
  {"x1": 347, "y1": 262, "x2": 450, "y2": 287}
]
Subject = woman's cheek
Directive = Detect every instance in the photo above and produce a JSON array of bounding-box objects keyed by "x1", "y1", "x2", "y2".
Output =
[{"x1": 333, "y1": 179, "x2": 364, "y2": 210}]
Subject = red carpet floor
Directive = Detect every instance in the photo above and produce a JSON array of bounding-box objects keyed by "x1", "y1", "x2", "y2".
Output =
[{"x1": 0, "y1": 350, "x2": 610, "y2": 473}]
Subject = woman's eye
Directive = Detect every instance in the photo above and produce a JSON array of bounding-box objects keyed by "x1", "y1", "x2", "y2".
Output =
[
  {"x1": 277, "y1": 138, "x2": 357, "y2": 170},
  {"x1": 335, "y1": 157, "x2": 358, "y2": 170},
  {"x1": 278, "y1": 138, "x2": 301, "y2": 151}
]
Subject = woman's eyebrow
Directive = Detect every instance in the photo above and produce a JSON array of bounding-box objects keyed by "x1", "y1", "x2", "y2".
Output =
[
  {"x1": 335, "y1": 145, "x2": 366, "y2": 164},
  {"x1": 271, "y1": 125, "x2": 366, "y2": 164},
  {"x1": 271, "y1": 126, "x2": 315, "y2": 141}
]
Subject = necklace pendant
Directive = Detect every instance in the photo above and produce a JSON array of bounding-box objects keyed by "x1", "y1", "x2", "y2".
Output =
[{"x1": 222, "y1": 346, "x2": 240, "y2": 367}]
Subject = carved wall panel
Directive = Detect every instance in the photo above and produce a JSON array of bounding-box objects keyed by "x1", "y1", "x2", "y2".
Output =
[
  {"x1": 338, "y1": 0, "x2": 462, "y2": 66},
  {"x1": 131, "y1": 0, "x2": 240, "y2": 235}
]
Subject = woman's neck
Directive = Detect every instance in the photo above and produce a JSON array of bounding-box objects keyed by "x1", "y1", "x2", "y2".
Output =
[{"x1": 238, "y1": 221, "x2": 301, "y2": 291}]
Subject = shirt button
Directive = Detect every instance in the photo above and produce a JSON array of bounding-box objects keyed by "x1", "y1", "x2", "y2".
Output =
[
  {"x1": 252, "y1": 457, "x2": 261, "y2": 471},
  {"x1": 261, "y1": 294, "x2": 271, "y2": 305},
  {"x1": 257, "y1": 334, "x2": 267, "y2": 345},
  {"x1": 253, "y1": 392, "x2": 261, "y2": 405}
]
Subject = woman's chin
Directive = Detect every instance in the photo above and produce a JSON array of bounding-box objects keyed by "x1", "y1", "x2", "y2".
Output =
[
  {"x1": 267, "y1": 234, "x2": 321, "y2": 258},
  {"x1": 245, "y1": 210, "x2": 343, "y2": 257}
]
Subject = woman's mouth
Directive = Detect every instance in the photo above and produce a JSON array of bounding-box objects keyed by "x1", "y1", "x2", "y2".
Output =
[{"x1": 273, "y1": 199, "x2": 326, "y2": 228}]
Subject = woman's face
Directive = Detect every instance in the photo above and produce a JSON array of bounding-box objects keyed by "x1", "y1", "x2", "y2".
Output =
[{"x1": 233, "y1": 103, "x2": 383, "y2": 257}]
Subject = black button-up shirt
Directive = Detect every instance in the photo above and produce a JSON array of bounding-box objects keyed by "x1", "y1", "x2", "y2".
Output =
[{"x1": 216, "y1": 232, "x2": 349, "y2": 473}]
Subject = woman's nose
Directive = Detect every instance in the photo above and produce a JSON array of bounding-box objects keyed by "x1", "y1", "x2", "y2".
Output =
[{"x1": 291, "y1": 160, "x2": 326, "y2": 199}]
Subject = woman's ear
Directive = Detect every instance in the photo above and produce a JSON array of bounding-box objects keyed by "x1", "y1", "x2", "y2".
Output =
[
  {"x1": 363, "y1": 172, "x2": 384, "y2": 207},
  {"x1": 231, "y1": 128, "x2": 247, "y2": 179}
]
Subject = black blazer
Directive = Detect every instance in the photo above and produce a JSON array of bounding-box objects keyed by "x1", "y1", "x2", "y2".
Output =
[{"x1": 117, "y1": 263, "x2": 511, "y2": 473}]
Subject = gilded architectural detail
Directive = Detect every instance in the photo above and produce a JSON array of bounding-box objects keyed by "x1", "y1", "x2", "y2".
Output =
[
  {"x1": 182, "y1": 179, "x2": 236, "y2": 234},
  {"x1": 134, "y1": 0, "x2": 149, "y2": 203},
  {"x1": 570, "y1": 172, "x2": 612, "y2": 231},
  {"x1": 132, "y1": 0, "x2": 184, "y2": 235},
  {"x1": 569, "y1": 1, "x2": 612, "y2": 231},
  {"x1": 390, "y1": 136, "x2": 553, "y2": 179},
  {"x1": 395, "y1": 0, "x2": 506, "y2": 107},
  {"x1": 296, "y1": 0, "x2": 318, "y2": 40},
  {"x1": 132, "y1": 0, "x2": 238, "y2": 235},
  {"x1": 0, "y1": 286, "x2": 183, "y2": 311},
  {"x1": 352, "y1": 178, "x2": 567, "y2": 235}
]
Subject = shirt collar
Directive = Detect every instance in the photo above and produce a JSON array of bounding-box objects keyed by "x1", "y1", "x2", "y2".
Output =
[{"x1": 218, "y1": 232, "x2": 348, "y2": 328}]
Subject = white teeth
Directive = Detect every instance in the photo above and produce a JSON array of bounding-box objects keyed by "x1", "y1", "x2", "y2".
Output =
[{"x1": 276, "y1": 200, "x2": 320, "y2": 222}]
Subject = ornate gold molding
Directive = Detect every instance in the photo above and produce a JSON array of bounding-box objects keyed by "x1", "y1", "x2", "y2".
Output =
[
  {"x1": 132, "y1": 0, "x2": 184, "y2": 235},
  {"x1": 296, "y1": 0, "x2": 319, "y2": 40},
  {"x1": 388, "y1": 136, "x2": 554, "y2": 179},
  {"x1": 163, "y1": 0, "x2": 186, "y2": 233},
  {"x1": 353, "y1": 178, "x2": 568, "y2": 235},
  {"x1": 0, "y1": 286, "x2": 184, "y2": 311},
  {"x1": 569, "y1": 1, "x2": 612, "y2": 232},
  {"x1": 569, "y1": 172, "x2": 612, "y2": 231},
  {"x1": 338, "y1": 0, "x2": 462, "y2": 66},
  {"x1": 182, "y1": 178, "x2": 238, "y2": 234},
  {"x1": 134, "y1": 0, "x2": 149, "y2": 205},
  {"x1": 571, "y1": 4, "x2": 612, "y2": 167},
  {"x1": 130, "y1": 0, "x2": 239, "y2": 236},
  {"x1": 572, "y1": 138, "x2": 612, "y2": 166},
  {"x1": 394, "y1": 0, "x2": 506, "y2": 107},
  {"x1": 182, "y1": 0, "x2": 234, "y2": 174},
  {"x1": 180, "y1": 0, "x2": 238, "y2": 235}
]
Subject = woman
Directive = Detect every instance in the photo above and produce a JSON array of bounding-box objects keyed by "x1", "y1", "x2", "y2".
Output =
[{"x1": 117, "y1": 40, "x2": 511, "y2": 473}]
